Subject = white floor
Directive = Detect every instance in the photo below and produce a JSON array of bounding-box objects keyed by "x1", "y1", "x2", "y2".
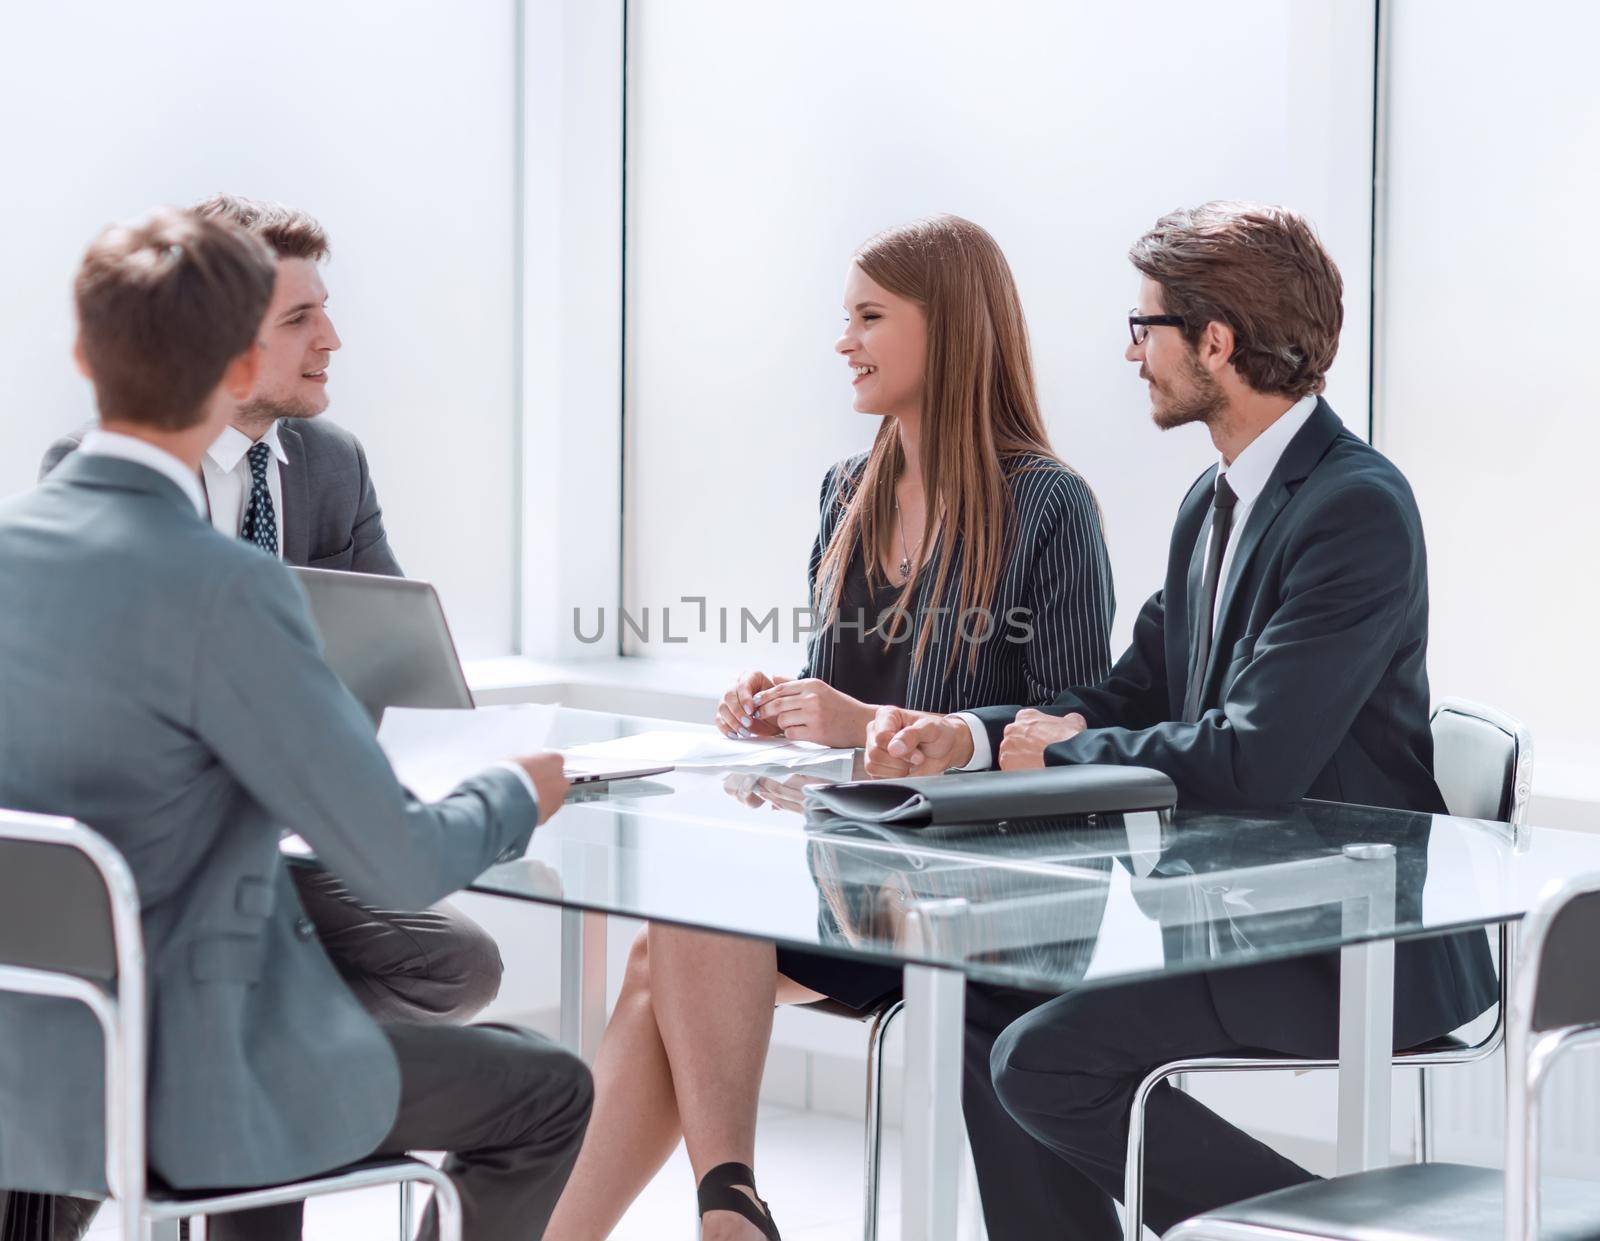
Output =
[{"x1": 84, "y1": 1105, "x2": 901, "y2": 1240}]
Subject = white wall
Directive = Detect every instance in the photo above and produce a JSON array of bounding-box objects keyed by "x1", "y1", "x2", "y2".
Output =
[
  {"x1": 0, "y1": 0, "x2": 519, "y2": 657},
  {"x1": 1379, "y1": 0, "x2": 1600, "y2": 797},
  {"x1": 622, "y1": 1, "x2": 1376, "y2": 672}
]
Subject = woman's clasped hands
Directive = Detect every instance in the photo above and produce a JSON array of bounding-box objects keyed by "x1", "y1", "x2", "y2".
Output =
[{"x1": 715, "y1": 670, "x2": 877, "y2": 749}]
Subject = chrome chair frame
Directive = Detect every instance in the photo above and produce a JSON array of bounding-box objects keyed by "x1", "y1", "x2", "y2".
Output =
[
  {"x1": 1503, "y1": 873, "x2": 1600, "y2": 1241},
  {"x1": 1164, "y1": 870, "x2": 1600, "y2": 1241},
  {"x1": 0, "y1": 809, "x2": 461, "y2": 1241},
  {"x1": 861, "y1": 998, "x2": 904, "y2": 1240},
  {"x1": 1121, "y1": 699, "x2": 1532, "y2": 1239},
  {"x1": 798, "y1": 994, "x2": 904, "y2": 1241}
]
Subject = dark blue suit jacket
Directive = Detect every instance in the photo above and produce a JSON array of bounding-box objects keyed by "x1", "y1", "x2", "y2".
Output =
[{"x1": 972, "y1": 400, "x2": 1496, "y2": 1053}]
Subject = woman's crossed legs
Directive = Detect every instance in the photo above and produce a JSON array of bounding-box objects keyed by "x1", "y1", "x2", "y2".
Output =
[{"x1": 544, "y1": 924, "x2": 821, "y2": 1241}]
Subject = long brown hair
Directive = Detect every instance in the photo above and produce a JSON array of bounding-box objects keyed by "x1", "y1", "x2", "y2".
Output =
[{"x1": 815, "y1": 214, "x2": 1061, "y2": 673}]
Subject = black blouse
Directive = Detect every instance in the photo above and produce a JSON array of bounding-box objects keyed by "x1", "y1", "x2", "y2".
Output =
[{"x1": 826, "y1": 550, "x2": 913, "y2": 709}]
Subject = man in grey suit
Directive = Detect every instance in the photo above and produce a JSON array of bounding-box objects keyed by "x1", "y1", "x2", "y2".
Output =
[
  {"x1": 0, "y1": 209, "x2": 590, "y2": 1239},
  {"x1": 40, "y1": 195, "x2": 503, "y2": 1035}
]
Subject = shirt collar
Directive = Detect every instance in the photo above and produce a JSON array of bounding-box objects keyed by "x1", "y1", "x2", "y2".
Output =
[
  {"x1": 79, "y1": 429, "x2": 207, "y2": 517},
  {"x1": 205, "y1": 418, "x2": 289, "y2": 472},
  {"x1": 1218, "y1": 394, "x2": 1319, "y2": 510}
]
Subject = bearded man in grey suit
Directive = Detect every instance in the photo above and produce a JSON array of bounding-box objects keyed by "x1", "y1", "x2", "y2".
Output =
[
  {"x1": 0, "y1": 208, "x2": 589, "y2": 1240},
  {"x1": 40, "y1": 195, "x2": 503, "y2": 1036}
]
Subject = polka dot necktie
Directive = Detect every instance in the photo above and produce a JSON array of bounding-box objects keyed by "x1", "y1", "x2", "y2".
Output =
[{"x1": 240, "y1": 441, "x2": 279, "y2": 557}]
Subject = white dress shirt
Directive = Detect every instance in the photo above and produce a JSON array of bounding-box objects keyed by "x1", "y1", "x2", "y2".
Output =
[
  {"x1": 954, "y1": 394, "x2": 1321, "y2": 771},
  {"x1": 78, "y1": 429, "x2": 207, "y2": 517},
  {"x1": 1200, "y1": 393, "x2": 1317, "y2": 634},
  {"x1": 202, "y1": 420, "x2": 288, "y2": 550}
]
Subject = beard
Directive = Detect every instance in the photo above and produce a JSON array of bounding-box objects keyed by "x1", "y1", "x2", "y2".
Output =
[
  {"x1": 1146, "y1": 351, "x2": 1225, "y2": 431},
  {"x1": 235, "y1": 392, "x2": 322, "y2": 429}
]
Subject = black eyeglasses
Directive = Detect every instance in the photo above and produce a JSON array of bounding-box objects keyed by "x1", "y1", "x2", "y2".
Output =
[{"x1": 1128, "y1": 310, "x2": 1186, "y2": 346}]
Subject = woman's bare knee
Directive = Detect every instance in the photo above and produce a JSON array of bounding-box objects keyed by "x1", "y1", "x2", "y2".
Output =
[
  {"x1": 648, "y1": 922, "x2": 719, "y2": 955},
  {"x1": 619, "y1": 926, "x2": 652, "y2": 997},
  {"x1": 775, "y1": 973, "x2": 825, "y2": 1006}
]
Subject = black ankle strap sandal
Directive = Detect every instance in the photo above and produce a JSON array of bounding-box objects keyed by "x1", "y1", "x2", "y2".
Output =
[{"x1": 696, "y1": 1161, "x2": 781, "y2": 1240}]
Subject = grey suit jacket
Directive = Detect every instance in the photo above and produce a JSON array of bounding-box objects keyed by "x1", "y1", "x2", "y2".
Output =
[
  {"x1": 0, "y1": 453, "x2": 535, "y2": 1195},
  {"x1": 40, "y1": 417, "x2": 402, "y2": 575}
]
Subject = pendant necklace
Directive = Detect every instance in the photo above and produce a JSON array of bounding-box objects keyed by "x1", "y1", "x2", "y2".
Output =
[{"x1": 894, "y1": 497, "x2": 921, "y2": 585}]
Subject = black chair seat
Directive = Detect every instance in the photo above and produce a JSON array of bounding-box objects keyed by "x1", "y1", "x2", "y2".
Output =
[
  {"x1": 1401, "y1": 1032, "x2": 1471, "y2": 1055},
  {"x1": 801, "y1": 995, "x2": 900, "y2": 1023},
  {"x1": 1181, "y1": 1163, "x2": 1600, "y2": 1241}
]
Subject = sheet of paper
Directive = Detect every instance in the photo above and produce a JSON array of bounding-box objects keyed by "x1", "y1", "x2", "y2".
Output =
[
  {"x1": 561, "y1": 728, "x2": 852, "y2": 771},
  {"x1": 377, "y1": 703, "x2": 558, "y2": 801}
]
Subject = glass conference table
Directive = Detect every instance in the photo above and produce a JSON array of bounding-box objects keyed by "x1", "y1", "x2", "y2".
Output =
[{"x1": 467, "y1": 708, "x2": 1597, "y2": 1240}]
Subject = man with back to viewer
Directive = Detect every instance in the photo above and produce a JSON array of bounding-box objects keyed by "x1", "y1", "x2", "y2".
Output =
[
  {"x1": 41, "y1": 194, "x2": 508, "y2": 1030},
  {"x1": 0, "y1": 206, "x2": 590, "y2": 1240}
]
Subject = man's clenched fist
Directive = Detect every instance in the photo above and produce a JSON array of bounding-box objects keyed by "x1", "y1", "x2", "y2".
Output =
[
  {"x1": 864, "y1": 707, "x2": 975, "y2": 778},
  {"x1": 997, "y1": 709, "x2": 1087, "y2": 771}
]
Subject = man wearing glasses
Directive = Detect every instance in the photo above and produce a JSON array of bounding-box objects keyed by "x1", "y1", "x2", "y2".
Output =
[{"x1": 865, "y1": 202, "x2": 1495, "y2": 1238}]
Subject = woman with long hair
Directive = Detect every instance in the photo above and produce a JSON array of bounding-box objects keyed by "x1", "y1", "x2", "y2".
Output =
[{"x1": 545, "y1": 215, "x2": 1115, "y2": 1240}]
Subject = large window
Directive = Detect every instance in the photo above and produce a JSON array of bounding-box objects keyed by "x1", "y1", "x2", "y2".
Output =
[
  {"x1": 1379, "y1": 1, "x2": 1600, "y2": 789},
  {"x1": 622, "y1": 2, "x2": 1377, "y2": 670},
  {"x1": 3, "y1": 2, "x2": 1399, "y2": 684},
  {"x1": 1, "y1": 1, "x2": 520, "y2": 656}
]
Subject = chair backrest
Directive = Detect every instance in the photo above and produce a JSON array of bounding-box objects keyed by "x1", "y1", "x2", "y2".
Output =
[
  {"x1": 1523, "y1": 882, "x2": 1600, "y2": 1036},
  {"x1": 0, "y1": 813, "x2": 122, "y2": 980},
  {"x1": 1504, "y1": 874, "x2": 1600, "y2": 1241},
  {"x1": 1430, "y1": 698, "x2": 1533, "y2": 827},
  {"x1": 0, "y1": 808, "x2": 147, "y2": 1211}
]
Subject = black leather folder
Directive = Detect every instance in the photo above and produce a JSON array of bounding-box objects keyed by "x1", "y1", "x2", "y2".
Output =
[{"x1": 803, "y1": 765, "x2": 1177, "y2": 826}]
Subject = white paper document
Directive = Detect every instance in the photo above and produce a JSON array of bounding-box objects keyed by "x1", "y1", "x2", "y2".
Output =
[
  {"x1": 560, "y1": 728, "x2": 852, "y2": 771},
  {"x1": 377, "y1": 703, "x2": 559, "y2": 801}
]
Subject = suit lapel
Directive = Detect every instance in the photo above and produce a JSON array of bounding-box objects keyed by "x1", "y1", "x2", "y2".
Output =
[
  {"x1": 1184, "y1": 484, "x2": 1214, "y2": 667},
  {"x1": 277, "y1": 422, "x2": 311, "y2": 565},
  {"x1": 1170, "y1": 467, "x2": 1217, "y2": 712},
  {"x1": 1200, "y1": 399, "x2": 1345, "y2": 702}
]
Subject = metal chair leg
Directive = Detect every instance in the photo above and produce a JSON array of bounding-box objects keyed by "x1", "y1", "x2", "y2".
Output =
[
  {"x1": 1124, "y1": 1060, "x2": 1184, "y2": 1240},
  {"x1": 125, "y1": 1196, "x2": 151, "y2": 1241},
  {"x1": 1413, "y1": 1066, "x2": 1432, "y2": 1162},
  {"x1": 400, "y1": 1180, "x2": 415, "y2": 1240},
  {"x1": 430, "y1": 1171, "x2": 464, "y2": 1241},
  {"x1": 862, "y1": 1000, "x2": 904, "y2": 1241}
]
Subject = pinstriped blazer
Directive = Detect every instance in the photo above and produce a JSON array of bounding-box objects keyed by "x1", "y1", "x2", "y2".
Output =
[{"x1": 799, "y1": 452, "x2": 1115, "y2": 712}]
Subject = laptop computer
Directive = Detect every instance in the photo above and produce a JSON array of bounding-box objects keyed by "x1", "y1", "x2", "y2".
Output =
[{"x1": 291, "y1": 567, "x2": 670, "y2": 786}]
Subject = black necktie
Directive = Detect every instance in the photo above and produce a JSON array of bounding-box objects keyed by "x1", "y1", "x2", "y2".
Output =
[
  {"x1": 239, "y1": 441, "x2": 278, "y2": 557},
  {"x1": 1183, "y1": 474, "x2": 1237, "y2": 722}
]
